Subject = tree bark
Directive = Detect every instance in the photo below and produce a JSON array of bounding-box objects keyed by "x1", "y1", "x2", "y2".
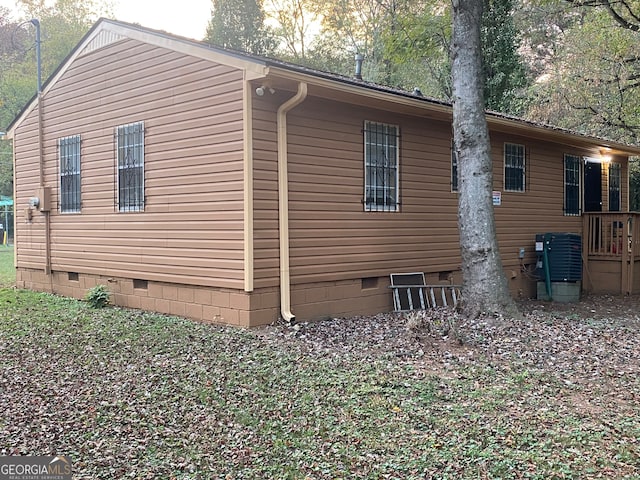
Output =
[{"x1": 450, "y1": 0, "x2": 521, "y2": 319}]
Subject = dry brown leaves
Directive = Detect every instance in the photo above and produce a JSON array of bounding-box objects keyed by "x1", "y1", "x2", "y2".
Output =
[{"x1": 258, "y1": 293, "x2": 640, "y2": 408}]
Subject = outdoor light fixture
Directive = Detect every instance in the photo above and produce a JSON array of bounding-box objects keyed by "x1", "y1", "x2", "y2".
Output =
[
  {"x1": 599, "y1": 148, "x2": 613, "y2": 163},
  {"x1": 255, "y1": 85, "x2": 275, "y2": 96}
]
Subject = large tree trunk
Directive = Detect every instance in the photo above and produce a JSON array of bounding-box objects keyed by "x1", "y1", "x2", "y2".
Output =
[{"x1": 450, "y1": 0, "x2": 521, "y2": 319}]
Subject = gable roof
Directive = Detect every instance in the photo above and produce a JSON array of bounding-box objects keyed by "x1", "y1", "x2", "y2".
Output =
[{"x1": 7, "y1": 18, "x2": 640, "y2": 156}]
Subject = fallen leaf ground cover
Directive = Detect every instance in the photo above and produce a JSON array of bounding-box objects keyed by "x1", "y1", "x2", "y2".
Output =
[{"x1": 0, "y1": 263, "x2": 638, "y2": 478}]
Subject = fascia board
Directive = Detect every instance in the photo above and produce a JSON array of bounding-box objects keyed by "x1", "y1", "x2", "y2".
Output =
[{"x1": 7, "y1": 19, "x2": 267, "y2": 137}]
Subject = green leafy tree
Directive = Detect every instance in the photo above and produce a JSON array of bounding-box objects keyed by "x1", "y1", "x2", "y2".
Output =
[
  {"x1": 266, "y1": 0, "x2": 320, "y2": 61},
  {"x1": 307, "y1": 0, "x2": 408, "y2": 83},
  {"x1": 481, "y1": 0, "x2": 530, "y2": 114},
  {"x1": 206, "y1": 0, "x2": 277, "y2": 55},
  {"x1": 526, "y1": 7, "x2": 640, "y2": 141},
  {"x1": 381, "y1": 1, "x2": 452, "y2": 97},
  {"x1": 379, "y1": 0, "x2": 530, "y2": 112},
  {"x1": 0, "y1": 0, "x2": 108, "y2": 198},
  {"x1": 0, "y1": 8, "x2": 31, "y2": 198},
  {"x1": 553, "y1": 1, "x2": 640, "y2": 208}
]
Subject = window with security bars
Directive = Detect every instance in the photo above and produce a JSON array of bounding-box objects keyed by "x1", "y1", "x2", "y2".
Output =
[
  {"x1": 609, "y1": 162, "x2": 621, "y2": 212},
  {"x1": 564, "y1": 154, "x2": 581, "y2": 216},
  {"x1": 116, "y1": 122, "x2": 144, "y2": 212},
  {"x1": 451, "y1": 144, "x2": 458, "y2": 192},
  {"x1": 504, "y1": 143, "x2": 525, "y2": 192},
  {"x1": 58, "y1": 135, "x2": 81, "y2": 213},
  {"x1": 364, "y1": 121, "x2": 399, "y2": 212}
]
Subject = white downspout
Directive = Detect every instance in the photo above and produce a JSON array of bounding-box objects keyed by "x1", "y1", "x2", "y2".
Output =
[{"x1": 277, "y1": 82, "x2": 307, "y2": 324}]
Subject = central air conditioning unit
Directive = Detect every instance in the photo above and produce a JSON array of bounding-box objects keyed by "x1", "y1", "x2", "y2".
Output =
[{"x1": 535, "y1": 233, "x2": 582, "y2": 302}]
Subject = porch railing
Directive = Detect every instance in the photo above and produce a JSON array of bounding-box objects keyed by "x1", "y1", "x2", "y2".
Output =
[{"x1": 583, "y1": 212, "x2": 640, "y2": 294}]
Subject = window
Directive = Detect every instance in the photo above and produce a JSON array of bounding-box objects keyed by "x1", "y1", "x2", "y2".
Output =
[
  {"x1": 364, "y1": 121, "x2": 399, "y2": 211},
  {"x1": 564, "y1": 154, "x2": 581, "y2": 216},
  {"x1": 58, "y1": 135, "x2": 81, "y2": 213},
  {"x1": 116, "y1": 122, "x2": 144, "y2": 212},
  {"x1": 504, "y1": 143, "x2": 525, "y2": 192},
  {"x1": 451, "y1": 143, "x2": 458, "y2": 192},
  {"x1": 609, "y1": 162, "x2": 621, "y2": 212}
]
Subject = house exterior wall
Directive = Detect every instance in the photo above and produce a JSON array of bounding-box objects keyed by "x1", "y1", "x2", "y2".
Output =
[
  {"x1": 252, "y1": 94, "x2": 625, "y2": 321},
  {"x1": 14, "y1": 39, "x2": 247, "y2": 300},
  {"x1": 11, "y1": 26, "x2": 634, "y2": 326}
]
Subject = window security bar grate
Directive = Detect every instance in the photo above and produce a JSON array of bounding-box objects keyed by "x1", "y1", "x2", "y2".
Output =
[
  {"x1": 364, "y1": 121, "x2": 399, "y2": 212},
  {"x1": 59, "y1": 135, "x2": 81, "y2": 213},
  {"x1": 116, "y1": 122, "x2": 144, "y2": 212}
]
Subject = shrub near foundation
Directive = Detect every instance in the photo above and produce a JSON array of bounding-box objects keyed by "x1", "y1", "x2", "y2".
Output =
[{"x1": 85, "y1": 284, "x2": 110, "y2": 308}]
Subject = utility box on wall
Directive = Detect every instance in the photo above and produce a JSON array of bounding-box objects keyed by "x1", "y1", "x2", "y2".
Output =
[{"x1": 35, "y1": 186, "x2": 52, "y2": 212}]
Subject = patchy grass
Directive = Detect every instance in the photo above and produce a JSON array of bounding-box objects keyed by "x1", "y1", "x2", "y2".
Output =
[
  {"x1": 0, "y1": 246, "x2": 14, "y2": 287},
  {"x1": 0, "y1": 288, "x2": 638, "y2": 479}
]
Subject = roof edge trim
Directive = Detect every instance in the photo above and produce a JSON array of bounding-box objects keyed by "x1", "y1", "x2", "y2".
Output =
[{"x1": 7, "y1": 18, "x2": 268, "y2": 135}]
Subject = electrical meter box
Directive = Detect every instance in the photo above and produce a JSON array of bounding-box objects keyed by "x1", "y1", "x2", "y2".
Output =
[{"x1": 35, "y1": 186, "x2": 52, "y2": 212}]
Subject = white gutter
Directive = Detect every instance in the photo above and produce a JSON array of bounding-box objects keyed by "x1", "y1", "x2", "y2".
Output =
[{"x1": 277, "y1": 82, "x2": 307, "y2": 324}]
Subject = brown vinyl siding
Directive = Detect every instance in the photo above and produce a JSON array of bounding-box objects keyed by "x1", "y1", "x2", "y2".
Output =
[
  {"x1": 14, "y1": 117, "x2": 45, "y2": 271},
  {"x1": 286, "y1": 97, "x2": 462, "y2": 284},
  {"x1": 252, "y1": 95, "x2": 280, "y2": 289},
  {"x1": 253, "y1": 96, "x2": 592, "y2": 292},
  {"x1": 14, "y1": 38, "x2": 246, "y2": 289}
]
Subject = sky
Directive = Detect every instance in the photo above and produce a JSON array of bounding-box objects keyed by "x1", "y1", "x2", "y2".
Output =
[{"x1": 0, "y1": 0, "x2": 212, "y2": 40}]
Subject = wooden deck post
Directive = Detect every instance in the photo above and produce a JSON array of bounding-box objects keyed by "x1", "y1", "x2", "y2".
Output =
[
  {"x1": 622, "y1": 216, "x2": 630, "y2": 295},
  {"x1": 628, "y1": 216, "x2": 635, "y2": 294},
  {"x1": 582, "y1": 214, "x2": 590, "y2": 291}
]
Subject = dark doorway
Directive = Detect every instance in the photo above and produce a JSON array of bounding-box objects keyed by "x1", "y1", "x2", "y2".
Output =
[{"x1": 584, "y1": 161, "x2": 602, "y2": 212}]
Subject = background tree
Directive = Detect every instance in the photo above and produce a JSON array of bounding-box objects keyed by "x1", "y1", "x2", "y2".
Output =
[
  {"x1": 206, "y1": 0, "x2": 276, "y2": 55},
  {"x1": 451, "y1": 0, "x2": 521, "y2": 318},
  {"x1": 266, "y1": 0, "x2": 319, "y2": 61},
  {"x1": 0, "y1": 0, "x2": 108, "y2": 198},
  {"x1": 0, "y1": 8, "x2": 33, "y2": 198},
  {"x1": 481, "y1": 0, "x2": 530, "y2": 114},
  {"x1": 376, "y1": 0, "x2": 530, "y2": 113},
  {"x1": 381, "y1": 1, "x2": 453, "y2": 97},
  {"x1": 526, "y1": 6, "x2": 640, "y2": 142}
]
